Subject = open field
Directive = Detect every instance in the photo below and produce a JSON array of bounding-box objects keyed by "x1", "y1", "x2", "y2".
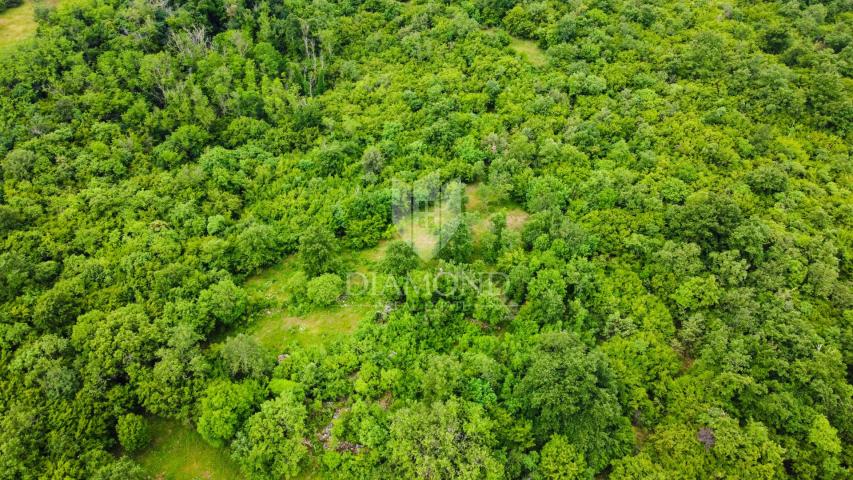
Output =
[
  {"x1": 239, "y1": 246, "x2": 383, "y2": 350},
  {"x1": 465, "y1": 183, "x2": 529, "y2": 241},
  {"x1": 249, "y1": 303, "x2": 374, "y2": 351},
  {"x1": 134, "y1": 418, "x2": 242, "y2": 480}
]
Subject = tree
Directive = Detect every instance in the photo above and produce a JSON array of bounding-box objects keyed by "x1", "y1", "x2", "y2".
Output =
[
  {"x1": 232, "y1": 391, "x2": 308, "y2": 480},
  {"x1": 746, "y1": 165, "x2": 788, "y2": 195},
  {"x1": 389, "y1": 398, "x2": 504, "y2": 480},
  {"x1": 32, "y1": 279, "x2": 83, "y2": 330},
  {"x1": 198, "y1": 277, "x2": 248, "y2": 330},
  {"x1": 220, "y1": 334, "x2": 272, "y2": 380},
  {"x1": 473, "y1": 286, "x2": 510, "y2": 327},
  {"x1": 538, "y1": 434, "x2": 590, "y2": 480},
  {"x1": 197, "y1": 379, "x2": 264, "y2": 447},
  {"x1": 804, "y1": 414, "x2": 843, "y2": 479},
  {"x1": 761, "y1": 24, "x2": 791, "y2": 54},
  {"x1": 362, "y1": 146, "x2": 385, "y2": 176},
  {"x1": 519, "y1": 269, "x2": 566, "y2": 325},
  {"x1": 479, "y1": 214, "x2": 503, "y2": 263},
  {"x1": 234, "y1": 222, "x2": 281, "y2": 273},
  {"x1": 2, "y1": 149, "x2": 35, "y2": 181},
  {"x1": 611, "y1": 410, "x2": 785, "y2": 479},
  {"x1": 476, "y1": 0, "x2": 516, "y2": 26},
  {"x1": 601, "y1": 333, "x2": 680, "y2": 426},
  {"x1": 380, "y1": 241, "x2": 420, "y2": 277},
  {"x1": 116, "y1": 414, "x2": 149, "y2": 453},
  {"x1": 667, "y1": 192, "x2": 743, "y2": 251},
  {"x1": 436, "y1": 218, "x2": 474, "y2": 264},
  {"x1": 135, "y1": 324, "x2": 210, "y2": 421},
  {"x1": 71, "y1": 306, "x2": 159, "y2": 382},
  {"x1": 515, "y1": 332, "x2": 633, "y2": 472},
  {"x1": 527, "y1": 177, "x2": 567, "y2": 213},
  {"x1": 503, "y1": 3, "x2": 550, "y2": 39},
  {"x1": 91, "y1": 458, "x2": 146, "y2": 480},
  {"x1": 306, "y1": 273, "x2": 343, "y2": 307},
  {"x1": 299, "y1": 224, "x2": 340, "y2": 277}
]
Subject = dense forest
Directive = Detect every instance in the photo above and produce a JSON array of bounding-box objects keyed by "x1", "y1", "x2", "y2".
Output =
[{"x1": 0, "y1": 0, "x2": 851, "y2": 478}]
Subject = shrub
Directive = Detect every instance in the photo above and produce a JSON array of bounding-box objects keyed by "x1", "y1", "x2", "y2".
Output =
[
  {"x1": 116, "y1": 414, "x2": 149, "y2": 453},
  {"x1": 306, "y1": 274, "x2": 344, "y2": 307}
]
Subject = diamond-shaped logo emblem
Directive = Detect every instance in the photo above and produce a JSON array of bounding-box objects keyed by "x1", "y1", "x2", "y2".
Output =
[{"x1": 391, "y1": 175, "x2": 463, "y2": 260}]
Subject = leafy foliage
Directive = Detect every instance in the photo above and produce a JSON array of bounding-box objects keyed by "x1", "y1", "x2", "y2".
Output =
[
  {"x1": 0, "y1": 0, "x2": 850, "y2": 477},
  {"x1": 231, "y1": 390, "x2": 308, "y2": 480},
  {"x1": 116, "y1": 414, "x2": 150, "y2": 454}
]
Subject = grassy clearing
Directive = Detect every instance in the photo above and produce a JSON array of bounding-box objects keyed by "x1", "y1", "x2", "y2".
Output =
[
  {"x1": 221, "y1": 184, "x2": 526, "y2": 359},
  {"x1": 465, "y1": 183, "x2": 529, "y2": 241},
  {"x1": 135, "y1": 418, "x2": 242, "y2": 480},
  {"x1": 0, "y1": 0, "x2": 62, "y2": 52},
  {"x1": 465, "y1": 183, "x2": 487, "y2": 213},
  {"x1": 250, "y1": 304, "x2": 374, "y2": 351},
  {"x1": 244, "y1": 255, "x2": 301, "y2": 306},
  {"x1": 505, "y1": 208, "x2": 529, "y2": 230},
  {"x1": 0, "y1": 0, "x2": 39, "y2": 51},
  {"x1": 356, "y1": 239, "x2": 389, "y2": 264},
  {"x1": 508, "y1": 36, "x2": 547, "y2": 67},
  {"x1": 236, "y1": 245, "x2": 385, "y2": 351},
  {"x1": 392, "y1": 182, "x2": 465, "y2": 261},
  {"x1": 394, "y1": 202, "x2": 461, "y2": 260}
]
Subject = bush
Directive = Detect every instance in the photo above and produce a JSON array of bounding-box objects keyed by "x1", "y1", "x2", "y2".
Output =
[
  {"x1": 380, "y1": 241, "x2": 419, "y2": 277},
  {"x1": 473, "y1": 290, "x2": 510, "y2": 326},
  {"x1": 220, "y1": 334, "x2": 272, "y2": 380},
  {"x1": 306, "y1": 274, "x2": 344, "y2": 307},
  {"x1": 116, "y1": 414, "x2": 149, "y2": 453},
  {"x1": 199, "y1": 278, "x2": 248, "y2": 328}
]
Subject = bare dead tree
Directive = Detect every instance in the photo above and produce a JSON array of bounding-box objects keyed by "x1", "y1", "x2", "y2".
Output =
[
  {"x1": 169, "y1": 25, "x2": 209, "y2": 63},
  {"x1": 297, "y1": 19, "x2": 328, "y2": 96}
]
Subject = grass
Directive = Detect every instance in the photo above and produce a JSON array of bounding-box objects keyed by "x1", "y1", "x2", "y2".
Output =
[
  {"x1": 238, "y1": 246, "x2": 382, "y2": 350},
  {"x1": 465, "y1": 183, "x2": 529, "y2": 241},
  {"x1": 250, "y1": 304, "x2": 374, "y2": 351},
  {"x1": 244, "y1": 256, "x2": 302, "y2": 306},
  {"x1": 134, "y1": 418, "x2": 242, "y2": 480},
  {"x1": 394, "y1": 202, "x2": 462, "y2": 260},
  {"x1": 0, "y1": 0, "x2": 62, "y2": 52},
  {"x1": 505, "y1": 208, "x2": 529, "y2": 230},
  {"x1": 392, "y1": 182, "x2": 464, "y2": 261},
  {"x1": 508, "y1": 36, "x2": 547, "y2": 67},
  {"x1": 0, "y1": 0, "x2": 39, "y2": 52}
]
